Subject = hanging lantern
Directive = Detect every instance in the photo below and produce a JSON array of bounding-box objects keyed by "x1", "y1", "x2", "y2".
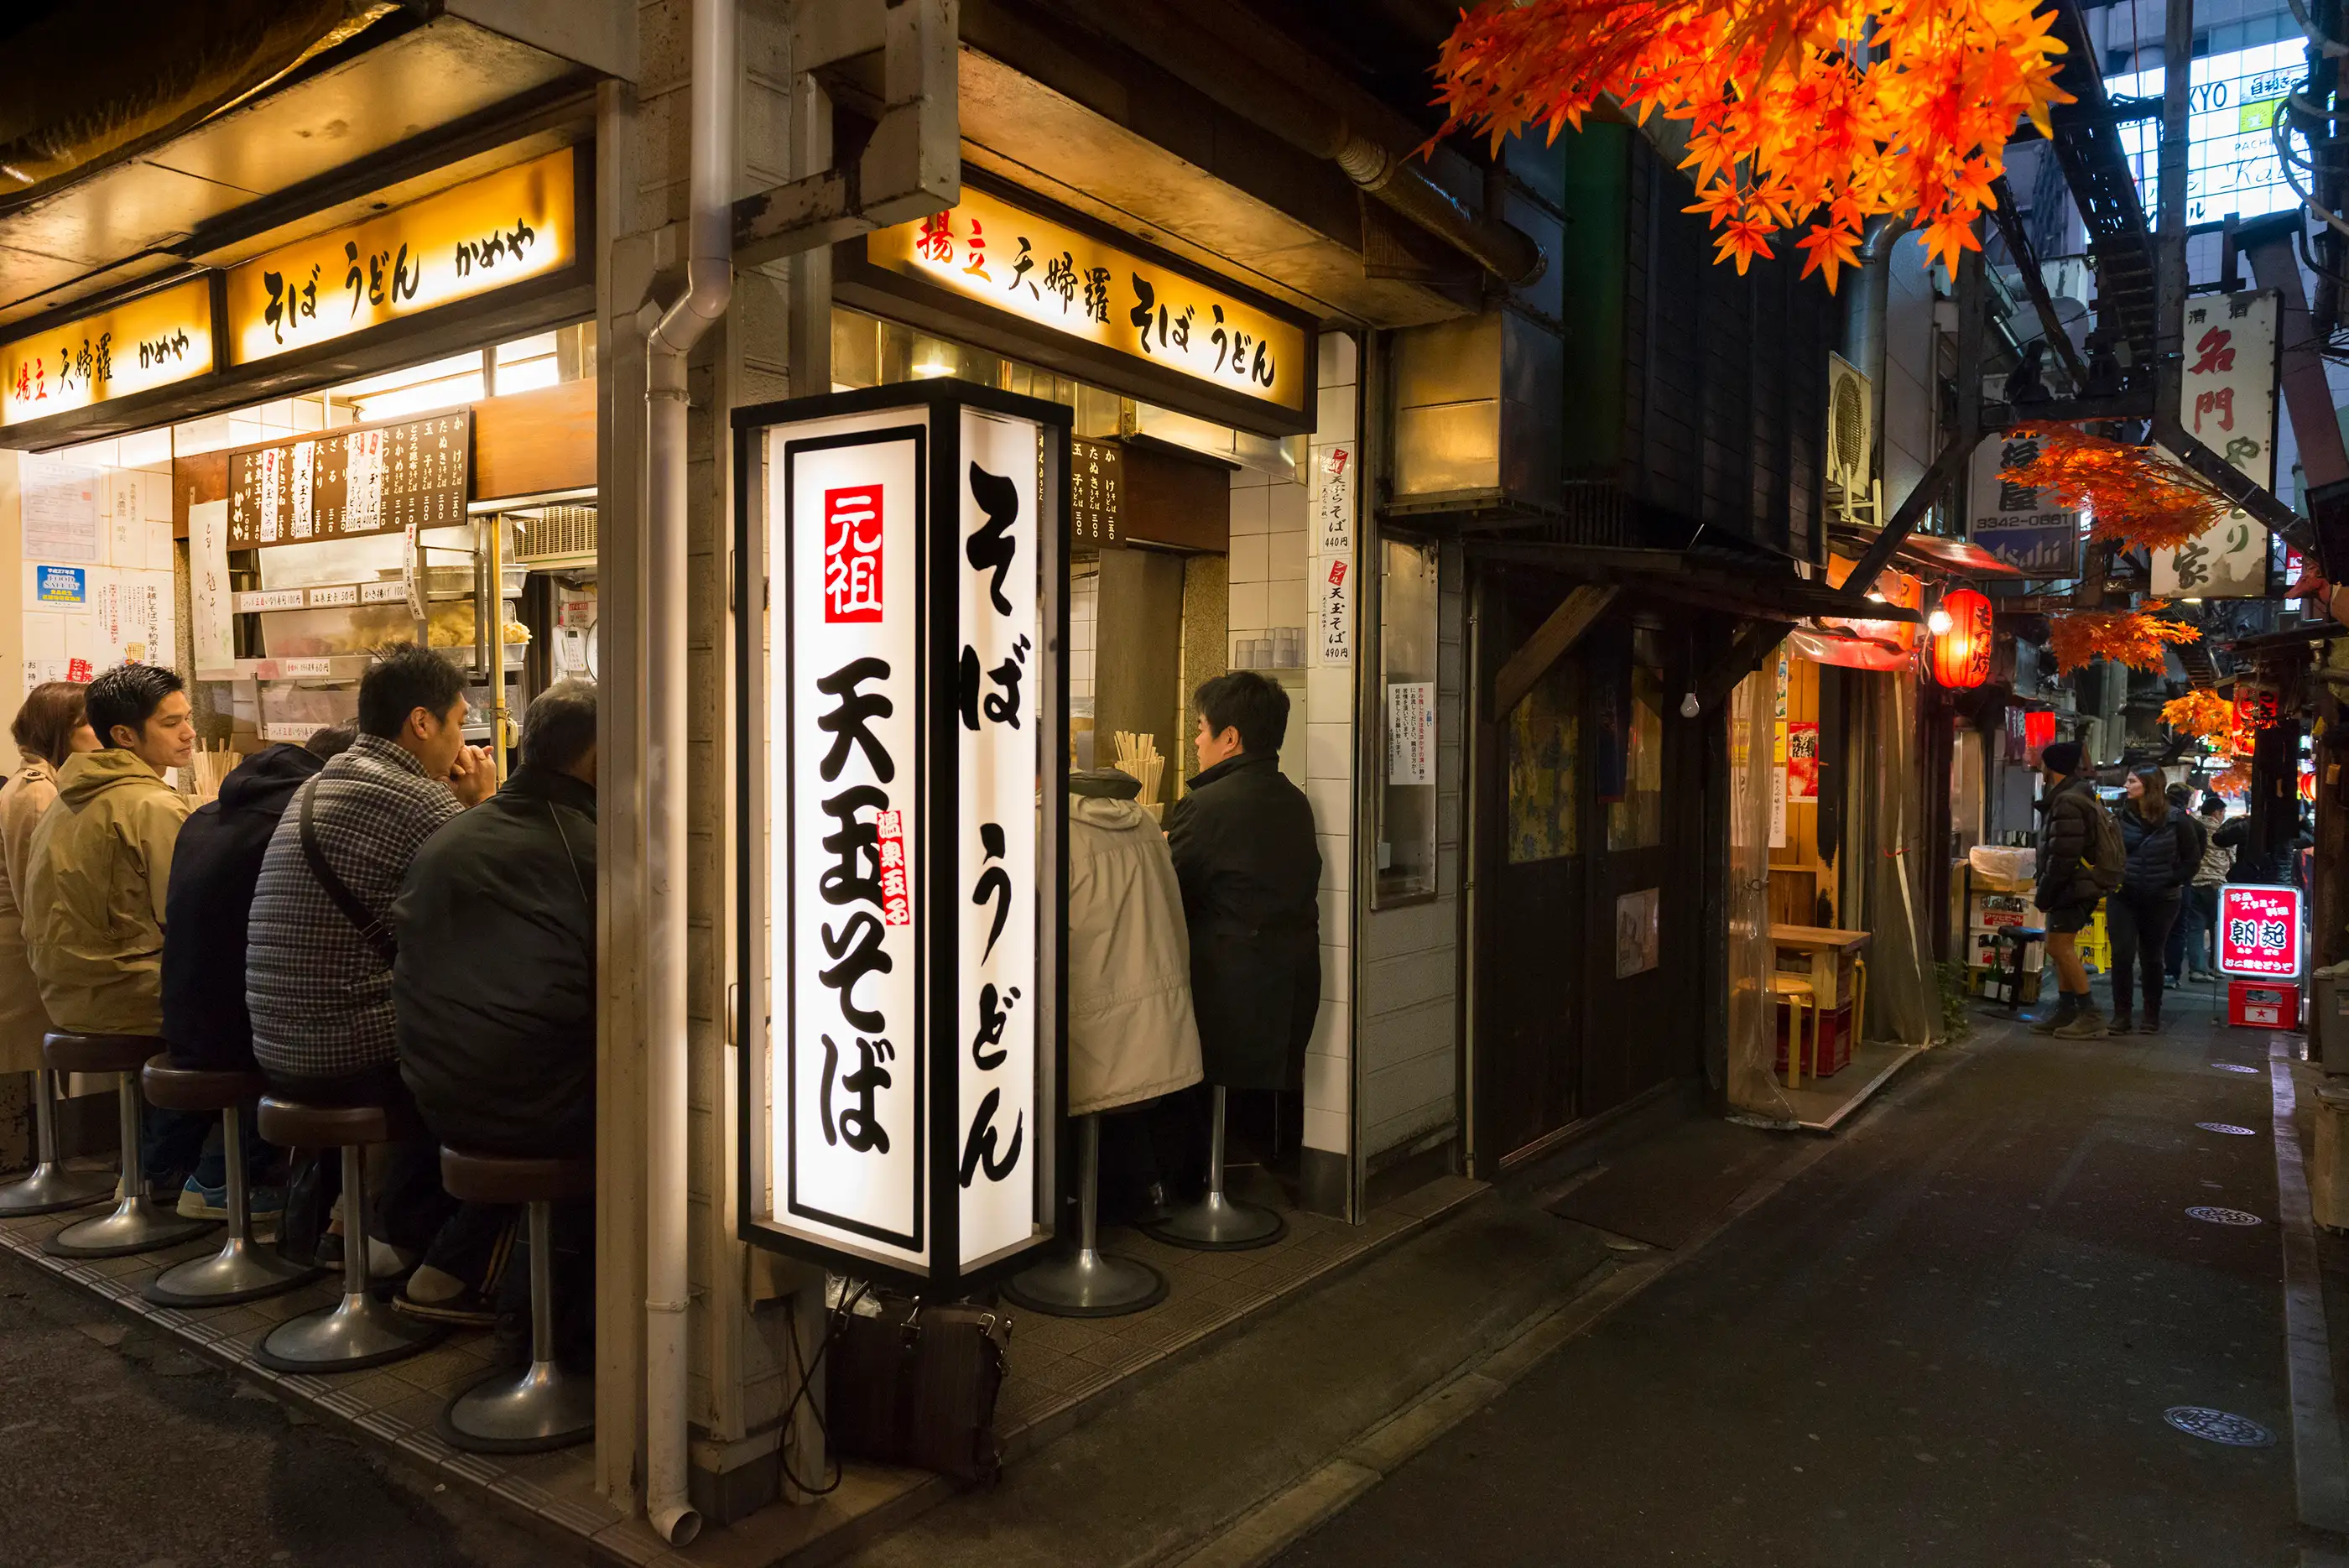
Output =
[{"x1": 1929, "y1": 587, "x2": 1994, "y2": 689}]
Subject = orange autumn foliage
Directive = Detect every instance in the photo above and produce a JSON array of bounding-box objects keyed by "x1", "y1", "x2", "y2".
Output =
[
  {"x1": 2044, "y1": 605, "x2": 2199, "y2": 675},
  {"x1": 1431, "y1": 0, "x2": 2072, "y2": 288},
  {"x1": 2002, "y1": 425, "x2": 2233, "y2": 554},
  {"x1": 2211, "y1": 761, "x2": 2252, "y2": 799},
  {"x1": 2159, "y1": 689, "x2": 2232, "y2": 740}
]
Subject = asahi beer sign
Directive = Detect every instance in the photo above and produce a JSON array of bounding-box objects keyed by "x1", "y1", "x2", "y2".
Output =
[{"x1": 737, "y1": 383, "x2": 1065, "y2": 1290}]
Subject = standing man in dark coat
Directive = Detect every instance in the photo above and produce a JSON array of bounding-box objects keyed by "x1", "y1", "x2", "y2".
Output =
[{"x1": 1167, "y1": 671, "x2": 1321, "y2": 1098}]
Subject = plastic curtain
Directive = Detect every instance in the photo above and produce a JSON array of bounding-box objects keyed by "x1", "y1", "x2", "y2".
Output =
[
  {"x1": 1867, "y1": 670, "x2": 1940, "y2": 1045},
  {"x1": 1727, "y1": 664, "x2": 1794, "y2": 1119}
]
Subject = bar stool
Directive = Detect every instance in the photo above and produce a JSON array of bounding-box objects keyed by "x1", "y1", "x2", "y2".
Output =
[
  {"x1": 42, "y1": 1031, "x2": 216, "y2": 1258},
  {"x1": 1143, "y1": 1086, "x2": 1284, "y2": 1251},
  {"x1": 435, "y1": 1147, "x2": 594, "y2": 1452},
  {"x1": 253, "y1": 1095, "x2": 441, "y2": 1373},
  {"x1": 1003, "y1": 1114, "x2": 1167, "y2": 1317},
  {"x1": 0, "y1": 1068, "x2": 112, "y2": 1217},
  {"x1": 141, "y1": 1057, "x2": 317, "y2": 1307}
]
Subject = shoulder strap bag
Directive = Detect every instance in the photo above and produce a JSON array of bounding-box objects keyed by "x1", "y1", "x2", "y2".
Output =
[{"x1": 298, "y1": 778, "x2": 398, "y2": 964}]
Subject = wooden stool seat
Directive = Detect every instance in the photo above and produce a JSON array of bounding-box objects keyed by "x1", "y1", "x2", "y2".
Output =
[
  {"x1": 44, "y1": 1030, "x2": 163, "y2": 1075},
  {"x1": 141, "y1": 1058, "x2": 264, "y2": 1113},
  {"x1": 440, "y1": 1149, "x2": 593, "y2": 1206},
  {"x1": 257, "y1": 1097, "x2": 414, "y2": 1149}
]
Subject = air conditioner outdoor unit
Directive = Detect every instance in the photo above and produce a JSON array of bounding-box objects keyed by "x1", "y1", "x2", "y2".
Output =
[{"x1": 1824, "y1": 352, "x2": 1881, "y2": 529}]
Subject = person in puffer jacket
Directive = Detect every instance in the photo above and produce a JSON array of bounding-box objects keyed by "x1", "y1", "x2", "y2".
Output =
[
  {"x1": 2031, "y1": 741, "x2": 2108, "y2": 1039},
  {"x1": 2106, "y1": 767, "x2": 2197, "y2": 1034}
]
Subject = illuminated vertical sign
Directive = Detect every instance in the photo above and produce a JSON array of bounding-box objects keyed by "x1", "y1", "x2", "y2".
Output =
[
  {"x1": 735, "y1": 382, "x2": 1066, "y2": 1290},
  {"x1": 2218, "y1": 883, "x2": 2304, "y2": 980},
  {"x1": 2152, "y1": 290, "x2": 2280, "y2": 599}
]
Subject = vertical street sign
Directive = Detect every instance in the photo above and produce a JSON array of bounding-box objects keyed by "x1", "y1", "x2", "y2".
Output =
[
  {"x1": 2153, "y1": 289, "x2": 2281, "y2": 598},
  {"x1": 734, "y1": 381, "x2": 1068, "y2": 1293}
]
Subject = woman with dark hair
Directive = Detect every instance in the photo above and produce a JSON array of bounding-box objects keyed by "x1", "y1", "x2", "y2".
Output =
[
  {"x1": 0, "y1": 683, "x2": 101, "y2": 1154},
  {"x1": 2107, "y1": 767, "x2": 2199, "y2": 1033}
]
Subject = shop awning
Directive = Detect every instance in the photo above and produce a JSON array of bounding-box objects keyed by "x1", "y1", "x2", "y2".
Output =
[
  {"x1": 1787, "y1": 624, "x2": 1912, "y2": 670},
  {"x1": 1828, "y1": 523, "x2": 2028, "y2": 581}
]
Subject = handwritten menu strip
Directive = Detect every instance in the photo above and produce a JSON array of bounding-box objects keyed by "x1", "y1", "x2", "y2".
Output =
[
  {"x1": 227, "y1": 410, "x2": 471, "y2": 550},
  {"x1": 1071, "y1": 437, "x2": 1122, "y2": 544}
]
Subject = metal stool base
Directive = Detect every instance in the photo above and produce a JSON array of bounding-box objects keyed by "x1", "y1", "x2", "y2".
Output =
[
  {"x1": 255, "y1": 1292, "x2": 444, "y2": 1373},
  {"x1": 1143, "y1": 1190, "x2": 1286, "y2": 1252},
  {"x1": 1003, "y1": 1245, "x2": 1168, "y2": 1317},
  {"x1": 145, "y1": 1237, "x2": 319, "y2": 1308},
  {"x1": 0, "y1": 1162, "x2": 113, "y2": 1218},
  {"x1": 439, "y1": 1361, "x2": 595, "y2": 1453},
  {"x1": 44, "y1": 1197, "x2": 216, "y2": 1258}
]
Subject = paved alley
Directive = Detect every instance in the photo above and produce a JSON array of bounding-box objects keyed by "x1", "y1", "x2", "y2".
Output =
[{"x1": 1275, "y1": 999, "x2": 2310, "y2": 1568}]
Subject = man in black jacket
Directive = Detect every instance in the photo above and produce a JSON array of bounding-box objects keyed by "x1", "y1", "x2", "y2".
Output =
[
  {"x1": 2033, "y1": 742, "x2": 2109, "y2": 1038},
  {"x1": 1167, "y1": 671, "x2": 1320, "y2": 1114},
  {"x1": 389, "y1": 680, "x2": 596, "y2": 1344},
  {"x1": 159, "y1": 725, "x2": 355, "y2": 1217}
]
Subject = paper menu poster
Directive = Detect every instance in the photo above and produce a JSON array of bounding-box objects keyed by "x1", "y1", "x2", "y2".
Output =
[{"x1": 22, "y1": 455, "x2": 101, "y2": 563}]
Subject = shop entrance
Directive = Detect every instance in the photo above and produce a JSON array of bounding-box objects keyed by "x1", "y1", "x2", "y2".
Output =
[{"x1": 1469, "y1": 572, "x2": 1701, "y2": 1167}]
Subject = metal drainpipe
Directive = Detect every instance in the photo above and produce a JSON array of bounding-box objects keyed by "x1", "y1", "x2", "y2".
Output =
[
  {"x1": 1840, "y1": 215, "x2": 1913, "y2": 440},
  {"x1": 643, "y1": 0, "x2": 734, "y2": 1545}
]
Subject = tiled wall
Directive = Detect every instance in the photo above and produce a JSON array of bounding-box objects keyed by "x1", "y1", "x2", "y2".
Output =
[
  {"x1": 1069, "y1": 564, "x2": 1098, "y2": 714},
  {"x1": 1355, "y1": 536, "x2": 1463, "y2": 1170},
  {"x1": 1300, "y1": 334, "x2": 1359, "y2": 1167}
]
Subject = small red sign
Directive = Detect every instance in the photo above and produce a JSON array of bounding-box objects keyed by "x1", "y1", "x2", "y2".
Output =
[
  {"x1": 874, "y1": 808, "x2": 911, "y2": 926},
  {"x1": 65, "y1": 658, "x2": 91, "y2": 683},
  {"x1": 2218, "y1": 883, "x2": 2303, "y2": 979},
  {"x1": 822, "y1": 486, "x2": 883, "y2": 623}
]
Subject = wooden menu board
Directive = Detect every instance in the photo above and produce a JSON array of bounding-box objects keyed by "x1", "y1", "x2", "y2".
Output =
[{"x1": 227, "y1": 409, "x2": 471, "y2": 549}]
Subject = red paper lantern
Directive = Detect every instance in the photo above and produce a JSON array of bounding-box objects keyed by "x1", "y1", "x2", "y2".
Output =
[{"x1": 1929, "y1": 588, "x2": 1994, "y2": 689}]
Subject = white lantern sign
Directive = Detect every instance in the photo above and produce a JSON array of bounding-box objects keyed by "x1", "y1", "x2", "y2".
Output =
[{"x1": 735, "y1": 383, "x2": 1066, "y2": 1291}]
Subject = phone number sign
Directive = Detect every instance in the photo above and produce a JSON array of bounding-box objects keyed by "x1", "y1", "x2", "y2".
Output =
[{"x1": 2218, "y1": 883, "x2": 2303, "y2": 979}]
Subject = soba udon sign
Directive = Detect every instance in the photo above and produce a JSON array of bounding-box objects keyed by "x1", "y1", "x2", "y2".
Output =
[{"x1": 732, "y1": 382, "x2": 1068, "y2": 1292}]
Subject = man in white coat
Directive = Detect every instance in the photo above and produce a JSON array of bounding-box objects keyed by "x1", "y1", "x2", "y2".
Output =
[{"x1": 1065, "y1": 767, "x2": 1201, "y2": 1222}]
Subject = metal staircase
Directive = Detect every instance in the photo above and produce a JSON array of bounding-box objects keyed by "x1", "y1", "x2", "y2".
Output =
[{"x1": 2041, "y1": 0, "x2": 2159, "y2": 370}]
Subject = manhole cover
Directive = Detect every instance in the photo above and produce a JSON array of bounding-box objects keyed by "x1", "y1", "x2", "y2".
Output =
[
  {"x1": 2163, "y1": 1406, "x2": 2275, "y2": 1446},
  {"x1": 2195, "y1": 1123, "x2": 2259, "y2": 1137},
  {"x1": 2213, "y1": 1063, "x2": 2261, "y2": 1074},
  {"x1": 2185, "y1": 1206, "x2": 2264, "y2": 1227}
]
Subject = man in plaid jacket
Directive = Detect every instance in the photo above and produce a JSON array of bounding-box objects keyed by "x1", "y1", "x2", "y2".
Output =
[{"x1": 248, "y1": 644, "x2": 496, "y2": 1300}]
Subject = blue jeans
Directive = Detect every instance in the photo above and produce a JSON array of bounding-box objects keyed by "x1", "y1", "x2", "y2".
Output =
[
  {"x1": 139, "y1": 1104, "x2": 281, "y2": 1191},
  {"x1": 2181, "y1": 883, "x2": 2219, "y2": 977}
]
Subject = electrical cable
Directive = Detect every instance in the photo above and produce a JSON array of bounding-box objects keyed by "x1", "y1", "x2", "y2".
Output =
[{"x1": 773, "y1": 1279, "x2": 872, "y2": 1498}]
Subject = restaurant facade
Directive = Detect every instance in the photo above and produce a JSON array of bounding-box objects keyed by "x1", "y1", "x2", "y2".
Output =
[{"x1": 0, "y1": 0, "x2": 1989, "y2": 1552}]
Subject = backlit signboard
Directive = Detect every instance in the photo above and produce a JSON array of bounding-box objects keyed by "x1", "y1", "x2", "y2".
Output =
[
  {"x1": 1, "y1": 278, "x2": 216, "y2": 429},
  {"x1": 2107, "y1": 44, "x2": 2304, "y2": 226},
  {"x1": 2152, "y1": 290, "x2": 2279, "y2": 598},
  {"x1": 226, "y1": 148, "x2": 577, "y2": 367},
  {"x1": 733, "y1": 381, "x2": 1066, "y2": 1292},
  {"x1": 2218, "y1": 882, "x2": 2303, "y2": 980}
]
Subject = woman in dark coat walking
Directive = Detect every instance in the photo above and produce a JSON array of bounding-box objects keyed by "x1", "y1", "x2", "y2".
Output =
[{"x1": 2107, "y1": 767, "x2": 2197, "y2": 1033}]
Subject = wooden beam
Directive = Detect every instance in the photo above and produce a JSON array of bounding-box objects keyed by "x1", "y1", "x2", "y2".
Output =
[{"x1": 1492, "y1": 584, "x2": 1619, "y2": 716}]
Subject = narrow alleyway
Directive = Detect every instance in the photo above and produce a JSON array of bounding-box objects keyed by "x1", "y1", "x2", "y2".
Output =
[{"x1": 1275, "y1": 1001, "x2": 2307, "y2": 1568}]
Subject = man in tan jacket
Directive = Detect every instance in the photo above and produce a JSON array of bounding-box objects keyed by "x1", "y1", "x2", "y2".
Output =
[
  {"x1": 25, "y1": 663, "x2": 195, "y2": 1035},
  {"x1": 24, "y1": 664, "x2": 201, "y2": 1196}
]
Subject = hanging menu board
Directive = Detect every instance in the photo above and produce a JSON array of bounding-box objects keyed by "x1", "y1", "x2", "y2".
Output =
[{"x1": 227, "y1": 410, "x2": 471, "y2": 549}]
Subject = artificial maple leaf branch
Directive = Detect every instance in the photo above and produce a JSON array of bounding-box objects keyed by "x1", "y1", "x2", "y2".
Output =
[
  {"x1": 2002, "y1": 425, "x2": 2234, "y2": 555},
  {"x1": 2043, "y1": 603, "x2": 2199, "y2": 675},
  {"x1": 1432, "y1": 0, "x2": 2072, "y2": 290},
  {"x1": 2159, "y1": 689, "x2": 2232, "y2": 741}
]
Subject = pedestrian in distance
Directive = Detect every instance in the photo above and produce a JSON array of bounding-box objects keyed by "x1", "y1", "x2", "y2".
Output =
[
  {"x1": 2107, "y1": 768, "x2": 2197, "y2": 1034},
  {"x1": 2029, "y1": 741, "x2": 2122, "y2": 1039},
  {"x1": 2182, "y1": 795, "x2": 2231, "y2": 981}
]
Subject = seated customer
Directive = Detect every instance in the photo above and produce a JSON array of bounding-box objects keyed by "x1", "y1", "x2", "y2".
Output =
[
  {"x1": 393, "y1": 680, "x2": 597, "y2": 1345},
  {"x1": 248, "y1": 645, "x2": 495, "y2": 1281},
  {"x1": 23, "y1": 664, "x2": 203, "y2": 1196},
  {"x1": 159, "y1": 725, "x2": 356, "y2": 1219}
]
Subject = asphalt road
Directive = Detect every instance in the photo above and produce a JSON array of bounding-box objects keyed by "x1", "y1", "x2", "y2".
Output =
[
  {"x1": 0, "y1": 1250, "x2": 582, "y2": 1568},
  {"x1": 1276, "y1": 1001, "x2": 2310, "y2": 1568}
]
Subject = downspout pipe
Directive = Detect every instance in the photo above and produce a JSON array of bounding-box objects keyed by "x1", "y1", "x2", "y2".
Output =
[{"x1": 643, "y1": 0, "x2": 732, "y2": 1547}]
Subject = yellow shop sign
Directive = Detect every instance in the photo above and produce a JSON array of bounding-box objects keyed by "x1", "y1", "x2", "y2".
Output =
[
  {"x1": 1, "y1": 277, "x2": 215, "y2": 428},
  {"x1": 227, "y1": 147, "x2": 577, "y2": 365},
  {"x1": 867, "y1": 186, "x2": 1309, "y2": 418}
]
